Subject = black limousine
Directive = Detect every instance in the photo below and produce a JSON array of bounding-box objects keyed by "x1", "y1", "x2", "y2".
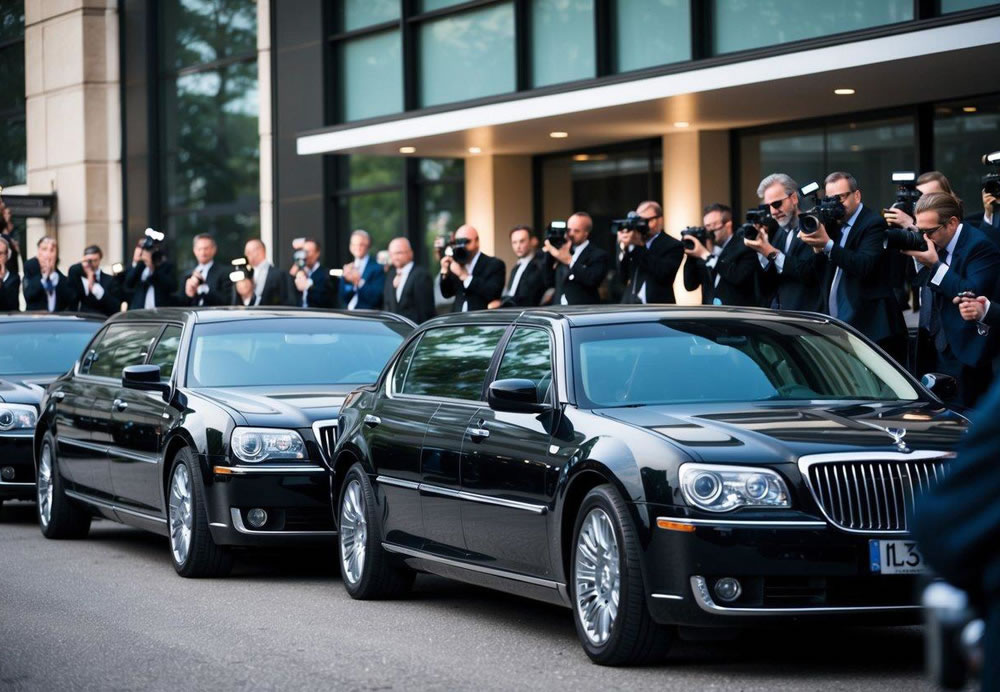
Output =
[
  {"x1": 328, "y1": 305, "x2": 967, "y2": 665},
  {"x1": 36, "y1": 307, "x2": 412, "y2": 577},
  {"x1": 0, "y1": 313, "x2": 103, "y2": 509}
]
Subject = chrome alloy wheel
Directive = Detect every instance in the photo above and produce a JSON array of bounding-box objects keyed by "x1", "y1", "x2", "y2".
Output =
[
  {"x1": 574, "y1": 508, "x2": 621, "y2": 646},
  {"x1": 37, "y1": 443, "x2": 53, "y2": 527},
  {"x1": 168, "y1": 464, "x2": 193, "y2": 566},
  {"x1": 339, "y1": 479, "x2": 368, "y2": 585}
]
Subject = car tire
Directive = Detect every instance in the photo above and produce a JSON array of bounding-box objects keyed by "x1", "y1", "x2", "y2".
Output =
[
  {"x1": 167, "y1": 447, "x2": 232, "y2": 578},
  {"x1": 571, "y1": 484, "x2": 671, "y2": 666},
  {"x1": 37, "y1": 432, "x2": 92, "y2": 539},
  {"x1": 338, "y1": 463, "x2": 414, "y2": 599}
]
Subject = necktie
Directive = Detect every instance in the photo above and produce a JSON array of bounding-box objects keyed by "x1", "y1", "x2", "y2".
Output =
[
  {"x1": 928, "y1": 248, "x2": 949, "y2": 352},
  {"x1": 829, "y1": 225, "x2": 852, "y2": 321}
]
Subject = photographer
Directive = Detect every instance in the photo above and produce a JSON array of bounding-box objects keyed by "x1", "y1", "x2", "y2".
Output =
[
  {"x1": 683, "y1": 203, "x2": 759, "y2": 306},
  {"x1": 241, "y1": 239, "x2": 293, "y2": 306},
  {"x1": 177, "y1": 234, "x2": 228, "y2": 307},
  {"x1": 67, "y1": 245, "x2": 120, "y2": 316},
  {"x1": 906, "y1": 192, "x2": 1000, "y2": 407},
  {"x1": 744, "y1": 173, "x2": 826, "y2": 312},
  {"x1": 497, "y1": 225, "x2": 547, "y2": 308},
  {"x1": 290, "y1": 237, "x2": 334, "y2": 309},
  {"x1": 339, "y1": 229, "x2": 384, "y2": 310},
  {"x1": 440, "y1": 225, "x2": 505, "y2": 312},
  {"x1": 124, "y1": 234, "x2": 177, "y2": 309},
  {"x1": 540, "y1": 213, "x2": 604, "y2": 306},
  {"x1": 0, "y1": 236, "x2": 19, "y2": 311},
  {"x1": 384, "y1": 237, "x2": 435, "y2": 324},
  {"x1": 233, "y1": 265, "x2": 261, "y2": 307},
  {"x1": 0, "y1": 202, "x2": 20, "y2": 275},
  {"x1": 618, "y1": 201, "x2": 683, "y2": 304},
  {"x1": 23, "y1": 237, "x2": 74, "y2": 312},
  {"x1": 796, "y1": 172, "x2": 907, "y2": 362}
]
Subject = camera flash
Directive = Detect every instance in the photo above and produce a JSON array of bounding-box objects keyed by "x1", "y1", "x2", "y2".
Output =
[
  {"x1": 800, "y1": 182, "x2": 819, "y2": 196},
  {"x1": 892, "y1": 172, "x2": 916, "y2": 182}
]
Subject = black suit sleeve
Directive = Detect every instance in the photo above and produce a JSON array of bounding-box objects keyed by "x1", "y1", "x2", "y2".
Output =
[
  {"x1": 571, "y1": 248, "x2": 607, "y2": 290},
  {"x1": 438, "y1": 271, "x2": 459, "y2": 299},
  {"x1": 715, "y1": 245, "x2": 759, "y2": 289},
  {"x1": 781, "y1": 244, "x2": 827, "y2": 286},
  {"x1": 683, "y1": 256, "x2": 706, "y2": 292},
  {"x1": 465, "y1": 256, "x2": 505, "y2": 303},
  {"x1": 828, "y1": 216, "x2": 886, "y2": 280},
  {"x1": 414, "y1": 268, "x2": 436, "y2": 324},
  {"x1": 21, "y1": 272, "x2": 44, "y2": 306},
  {"x1": 0, "y1": 274, "x2": 20, "y2": 310}
]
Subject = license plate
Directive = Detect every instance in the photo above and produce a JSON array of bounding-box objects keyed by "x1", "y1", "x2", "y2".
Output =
[{"x1": 869, "y1": 539, "x2": 928, "y2": 575}]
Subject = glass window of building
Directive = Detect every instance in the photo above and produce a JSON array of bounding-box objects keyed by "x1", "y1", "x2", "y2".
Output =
[
  {"x1": 418, "y1": 3, "x2": 515, "y2": 107},
  {"x1": 940, "y1": 0, "x2": 1000, "y2": 12},
  {"x1": 161, "y1": 0, "x2": 257, "y2": 73},
  {"x1": 934, "y1": 96, "x2": 1000, "y2": 221},
  {"x1": 531, "y1": 0, "x2": 595, "y2": 88},
  {"x1": 0, "y1": 0, "x2": 25, "y2": 186},
  {"x1": 614, "y1": 0, "x2": 690, "y2": 72},
  {"x1": 338, "y1": 31, "x2": 403, "y2": 121},
  {"x1": 418, "y1": 158, "x2": 464, "y2": 275},
  {"x1": 712, "y1": 0, "x2": 912, "y2": 55},
  {"x1": 419, "y1": 0, "x2": 469, "y2": 12},
  {"x1": 342, "y1": 0, "x2": 399, "y2": 31}
]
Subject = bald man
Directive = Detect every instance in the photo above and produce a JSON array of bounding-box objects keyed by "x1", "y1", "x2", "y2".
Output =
[
  {"x1": 383, "y1": 237, "x2": 435, "y2": 323},
  {"x1": 235, "y1": 239, "x2": 294, "y2": 306},
  {"x1": 439, "y1": 224, "x2": 505, "y2": 312},
  {"x1": 618, "y1": 200, "x2": 684, "y2": 304}
]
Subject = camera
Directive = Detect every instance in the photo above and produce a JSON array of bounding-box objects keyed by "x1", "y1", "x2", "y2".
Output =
[
  {"x1": 611, "y1": 211, "x2": 650, "y2": 235},
  {"x1": 740, "y1": 205, "x2": 779, "y2": 241},
  {"x1": 923, "y1": 581, "x2": 984, "y2": 690},
  {"x1": 982, "y1": 151, "x2": 1000, "y2": 211},
  {"x1": 882, "y1": 172, "x2": 922, "y2": 229},
  {"x1": 545, "y1": 220, "x2": 568, "y2": 249},
  {"x1": 444, "y1": 236, "x2": 471, "y2": 265},
  {"x1": 140, "y1": 227, "x2": 166, "y2": 264},
  {"x1": 229, "y1": 257, "x2": 252, "y2": 283},
  {"x1": 291, "y1": 236, "x2": 307, "y2": 270},
  {"x1": 680, "y1": 226, "x2": 709, "y2": 250},
  {"x1": 884, "y1": 227, "x2": 928, "y2": 252},
  {"x1": 798, "y1": 182, "x2": 846, "y2": 235}
]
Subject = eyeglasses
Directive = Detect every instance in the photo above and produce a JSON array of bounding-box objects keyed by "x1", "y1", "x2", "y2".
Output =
[
  {"x1": 917, "y1": 224, "x2": 944, "y2": 235},
  {"x1": 767, "y1": 195, "x2": 791, "y2": 210},
  {"x1": 830, "y1": 191, "x2": 853, "y2": 202}
]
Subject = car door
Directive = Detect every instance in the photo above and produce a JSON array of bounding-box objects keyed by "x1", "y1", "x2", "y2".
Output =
[
  {"x1": 110, "y1": 323, "x2": 182, "y2": 513},
  {"x1": 462, "y1": 326, "x2": 560, "y2": 577}
]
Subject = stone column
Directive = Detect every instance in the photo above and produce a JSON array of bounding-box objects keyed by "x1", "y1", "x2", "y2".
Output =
[
  {"x1": 24, "y1": 0, "x2": 121, "y2": 266},
  {"x1": 257, "y1": 0, "x2": 273, "y2": 253},
  {"x1": 464, "y1": 154, "x2": 533, "y2": 269}
]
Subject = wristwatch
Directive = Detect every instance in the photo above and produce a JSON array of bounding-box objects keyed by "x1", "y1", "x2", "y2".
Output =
[{"x1": 766, "y1": 250, "x2": 778, "y2": 261}]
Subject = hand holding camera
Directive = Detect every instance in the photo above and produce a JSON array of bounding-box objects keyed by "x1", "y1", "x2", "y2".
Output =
[
  {"x1": 184, "y1": 269, "x2": 204, "y2": 298},
  {"x1": 681, "y1": 227, "x2": 711, "y2": 260},
  {"x1": 903, "y1": 237, "x2": 939, "y2": 267},
  {"x1": 953, "y1": 292, "x2": 988, "y2": 322},
  {"x1": 289, "y1": 237, "x2": 306, "y2": 276},
  {"x1": 744, "y1": 225, "x2": 775, "y2": 257},
  {"x1": 342, "y1": 262, "x2": 360, "y2": 286},
  {"x1": 543, "y1": 237, "x2": 572, "y2": 265},
  {"x1": 293, "y1": 270, "x2": 311, "y2": 293}
]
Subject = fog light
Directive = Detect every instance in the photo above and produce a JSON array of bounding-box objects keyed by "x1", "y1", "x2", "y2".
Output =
[
  {"x1": 714, "y1": 577, "x2": 742, "y2": 602},
  {"x1": 246, "y1": 508, "x2": 268, "y2": 528},
  {"x1": 1, "y1": 466, "x2": 14, "y2": 480}
]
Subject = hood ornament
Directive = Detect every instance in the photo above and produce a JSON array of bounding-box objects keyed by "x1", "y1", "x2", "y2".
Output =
[{"x1": 884, "y1": 427, "x2": 909, "y2": 452}]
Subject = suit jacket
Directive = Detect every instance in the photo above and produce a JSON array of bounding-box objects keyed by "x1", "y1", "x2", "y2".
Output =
[
  {"x1": 683, "y1": 236, "x2": 760, "y2": 307},
  {"x1": 440, "y1": 253, "x2": 506, "y2": 312},
  {"x1": 176, "y1": 261, "x2": 230, "y2": 307},
  {"x1": 0, "y1": 270, "x2": 19, "y2": 311},
  {"x1": 124, "y1": 260, "x2": 177, "y2": 310},
  {"x1": 1, "y1": 232, "x2": 20, "y2": 275},
  {"x1": 251, "y1": 263, "x2": 294, "y2": 307},
  {"x1": 295, "y1": 264, "x2": 335, "y2": 308},
  {"x1": 339, "y1": 255, "x2": 385, "y2": 310},
  {"x1": 23, "y1": 268, "x2": 75, "y2": 312},
  {"x1": 820, "y1": 205, "x2": 906, "y2": 344},
  {"x1": 965, "y1": 211, "x2": 1000, "y2": 250},
  {"x1": 384, "y1": 265, "x2": 435, "y2": 324},
  {"x1": 619, "y1": 232, "x2": 683, "y2": 304},
  {"x1": 503, "y1": 254, "x2": 548, "y2": 307},
  {"x1": 756, "y1": 221, "x2": 828, "y2": 312},
  {"x1": 66, "y1": 263, "x2": 121, "y2": 316},
  {"x1": 551, "y1": 242, "x2": 609, "y2": 306},
  {"x1": 919, "y1": 223, "x2": 1000, "y2": 368}
]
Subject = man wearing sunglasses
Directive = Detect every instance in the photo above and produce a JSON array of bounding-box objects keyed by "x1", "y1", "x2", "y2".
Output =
[
  {"x1": 618, "y1": 200, "x2": 684, "y2": 304},
  {"x1": 905, "y1": 192, "x2": 1000, "y2": 407},
  {"x1": 745, "y1": 173, "x2": 826, "y2": 312}
]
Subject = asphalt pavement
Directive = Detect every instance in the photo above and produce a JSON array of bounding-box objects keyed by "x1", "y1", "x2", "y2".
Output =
[{"x1": 0, "y1": 501, "x2": 934, "y2": 691}]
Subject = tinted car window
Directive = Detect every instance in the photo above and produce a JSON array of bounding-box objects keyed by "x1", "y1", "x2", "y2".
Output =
[
  {"x1": 495, "y1": 328, "x2": 553, "y2": 402},
  {"x1": 402, "y1": 325, "x2": 506, "y2": 400},
  {"x1": 391, "y1": 336, "x2": 421, "y2": 394},
  {"x1": 88, "y1": 324, "x2": 164, "y2": 379},
  {"x1": 149, "y1": 325, "x2": 183, "y2": 381},
  {"x1": 0, "y1": 321, "x2": 102, "y2": 376}
]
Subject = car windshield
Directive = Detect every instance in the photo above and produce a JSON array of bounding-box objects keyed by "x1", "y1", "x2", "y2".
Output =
[
  {"x1": 0, "y1": 321, "x2": 102, "y2": 376},
  {"x1": 186, "y1": 317, "x2": 409, "y2": 388},
  {"x1": 572, "y1": 319, "x2": 919, "y2": 407}
]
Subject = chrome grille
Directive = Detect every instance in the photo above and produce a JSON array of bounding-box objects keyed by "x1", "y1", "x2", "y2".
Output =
[
  {"x1": 800, "y1": 455, "x2": 949, "y2": 534},
  {"x1": 311, "y1": 420, "x2": 338, "y2": 462}
]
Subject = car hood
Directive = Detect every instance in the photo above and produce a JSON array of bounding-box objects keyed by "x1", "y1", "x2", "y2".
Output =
[
  {"x1": 0, "y1": 378, "x2": 46, "y2": 407},
  {"x1": 595, "y1": 399, "x2": 968, "y2": 462},
  {"x1": 188, "y1": 384, "x2": 355, "y2": 428}
]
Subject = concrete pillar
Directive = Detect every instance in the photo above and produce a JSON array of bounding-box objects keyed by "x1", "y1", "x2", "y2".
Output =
[
  {"x1": 257, "y1": 0, "x2": 273, "y2": 253},
  {"x1": 463, "y1": 154, "x2": 533, "y2": 269},
  {"x1": 24, "y1": 0, "x2": 121, "y2": 268}
]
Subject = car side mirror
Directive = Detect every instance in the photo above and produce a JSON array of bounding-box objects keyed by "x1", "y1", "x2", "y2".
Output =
[
  {"x1": 488, "y1": 378, "x2": 548, "y2": 414},
  {"x1": 921, "y1": 373, "x2": 958, "y2": 402},
  {"x1": 122, "y1": 364, "x2": 170, "y2": 398}
]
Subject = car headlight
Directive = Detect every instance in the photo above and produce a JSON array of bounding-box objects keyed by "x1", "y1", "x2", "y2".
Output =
[
  {"x1": 679, "y1": 463, "x2": 790, "y2": 512},
  {"x1": 230, "y1": 427, "x2": 306, "y2": 463},
  {"x1": 0, "y1": 404, "x2": 37, "y2": 431}
]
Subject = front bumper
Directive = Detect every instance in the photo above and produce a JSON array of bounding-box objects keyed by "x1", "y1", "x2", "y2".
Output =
[
  {"x1": 0, "y1": 431, "x2": 36, "y2": 501},
  {"x1": 205, "y1": 462, "x2": 336, "y2": 547},
  {"x1": 643, "y1": 509, "x2": 923, "y2": 627}
]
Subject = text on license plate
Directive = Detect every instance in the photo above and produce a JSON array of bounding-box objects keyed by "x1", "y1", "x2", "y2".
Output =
[{"x1": 869, "y1": 539, "x2": 927, "y2": 575}]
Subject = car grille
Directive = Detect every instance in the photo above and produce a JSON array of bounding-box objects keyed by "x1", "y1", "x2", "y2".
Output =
[
  {"x1": 801, "y1": 457, "x2": 949, "y2": 534},
  {"x1": 313, "y1": 423, "x2": 337, "y2": 461}
]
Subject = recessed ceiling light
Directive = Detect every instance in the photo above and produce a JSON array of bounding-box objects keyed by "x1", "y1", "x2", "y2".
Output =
[
  {"x1": 573, "y1": 154, "x2": 590, "y2": 161},
  {"x1": 468, "y1": 146, "x2": 481, "y2": 154},
  {"x1": 963, "y1": 106, "x2": 977, "y2": 113},
  {"x1": 834, "y1": 88, "x2": 855, "y2": 95},
  {"x1": 673, "y1": 121, "x2": 690, "y2": 128},
  {"x1": 399, "y1": 146, "x2": 416, "y2": 154},
  {"x1": 549, "y1": 131, "x2": 569, "y2": 139},
  {"x1": 849, "y1": 145, "x2": 862, "y2": 152}
]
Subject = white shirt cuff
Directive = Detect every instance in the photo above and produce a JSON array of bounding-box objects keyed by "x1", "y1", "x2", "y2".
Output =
[
  {"x1": 196, "y1": 283, "x2": 210, "y2": 295},
  {"x1": 823, "y1": 239, "x2": 834, "y2": 254},
  {"x1": 773, "y1": 251, "x2": 785, "y2": 273},
  {"x1": 930, "y1": 262, "x2": 949, "y2": 286}
]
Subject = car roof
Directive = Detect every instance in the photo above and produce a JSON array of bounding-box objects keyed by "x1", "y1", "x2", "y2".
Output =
[
  {"x1": 103, "y1": 306, "x2": 415, "y2": 328},
  {"x1": 0, "y1": 311, "x2": 106, "y2": 323}
]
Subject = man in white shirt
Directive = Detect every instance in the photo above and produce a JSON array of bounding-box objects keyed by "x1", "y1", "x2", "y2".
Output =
[
  {"x1": 23, "y1": 236, "x2": 74, "y2": 312},
  {"x1": 67, "y1": 245, "x2": 120, "y2": 316},
  {"x1": 241, "y1": 238, "x2": 292, "y2": 306},
  {"x1": 546, "y1": 212, "x2": 608, "y2": 305},
  {"x1": 291, "y1": 237, "x2": 333, "y2": 309},
  {"x1": 496, "y1": 225, "x2": 546, "y2": 308},
  {"x1": 383, "y1": 237, "x2": 434, "y2": 323},
  {"x1": 179, "y1": 234, "x2": 228, "y2": 306},
  {"x1": 439, "y1": 225, "x2": 505, "y2": 312}
]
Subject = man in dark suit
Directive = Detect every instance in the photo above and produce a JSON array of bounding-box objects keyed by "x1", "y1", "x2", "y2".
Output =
[
  {"x1": 544, "y1": 212, "x2": 608, "y2": 306},
  {"x1": 0, "y1": 203, "x2": 20, "y2": 275},
  {"x1": 177, "y1": 233, "x2": 229, "y2": 307},
  {"x1": 744, "y1": 173, "x2": 827, "y2": 312},
  {"x1": 618, "y1": 201, "x2": 683, "y2": 304},
  {"x1": 339, "y1": 229, "x2": 385, "y2": 310},
  {"x1": 243, "y1": 239, "x2": 293, "y2": 306},
  {"x1": 66, "y1": 245, "x2": 120, "y2": 316},
  {"x1": 124, "y1": 236, "x2": 177, "y2": 310},
  {"x1": 905, "y1": 192, "x2": 1000, "y2": 407},
  {"x1": 383, "y1": 238, "x2": 434, "y2": 324},
  {"x1": 23, "y1": 236, "x2": 74, "y2": 312},
  {"x1": 440, "y1": 225, "x2": 505, "y2": 312},
  {"x1": 795, "y1": 172, "x2": 908, "y2": 362},
  {"x1": 964, "y1": 185, "x2": 1000, "y2": 245},
  {"x1": 683, "y1": 203, "x2": 760, "y2": 307},
  {"x1": 499, "y1": 225, "x2": 547, "y2": 308},
  {"x1": 912, "y1": 378, "x2": 1000, "y2": 692},
  {"x1": 291, "y1": 237, "x2": 334, "y2": 309},
  {"x1": 0, "y1": 236, "x2": 19, "y2": 311}
]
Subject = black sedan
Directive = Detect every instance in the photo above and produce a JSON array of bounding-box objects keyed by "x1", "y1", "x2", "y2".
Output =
[
  {"x1": 0, "y1": 313, "x2": 103, "y2": 508},
  {"x1": 36, "y1": 307, "x2": 412, "y2": 577},
  {"x1": 329, "y1": 305, "x2": 967, "y2": 665}
]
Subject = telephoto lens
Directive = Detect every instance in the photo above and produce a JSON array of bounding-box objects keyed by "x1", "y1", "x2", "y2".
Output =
[{"x1": 884, "y1": 228, "x2": 928, "y2": 252}]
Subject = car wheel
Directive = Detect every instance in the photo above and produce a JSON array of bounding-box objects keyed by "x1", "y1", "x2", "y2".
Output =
[
  {"x1": 168, "y1": 447, "x2": 232, "y2": 578},
  {"x1": 338, "y1": 463, "x2": 413, "y2": 599},
  {"x1": 37, "y1": 432, "x2": 91, "y2": 539},
  {"x1": 571, "y1": 484, "x2": 671, "y2": 665}
]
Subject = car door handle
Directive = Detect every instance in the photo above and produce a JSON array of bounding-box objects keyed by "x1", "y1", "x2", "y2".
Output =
[
  {"x1": 363, "y1": 414, "x2": 381, "y2": 427},
  {"x1": 112, "y1": 399, "x2": 128, "y2": 412},
  {"x1": 469, "y1": 427, "x2": 490, "y2": 441},
  {"x1": 51, "y1": 392, "x2": 65, "y2": 401}
]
